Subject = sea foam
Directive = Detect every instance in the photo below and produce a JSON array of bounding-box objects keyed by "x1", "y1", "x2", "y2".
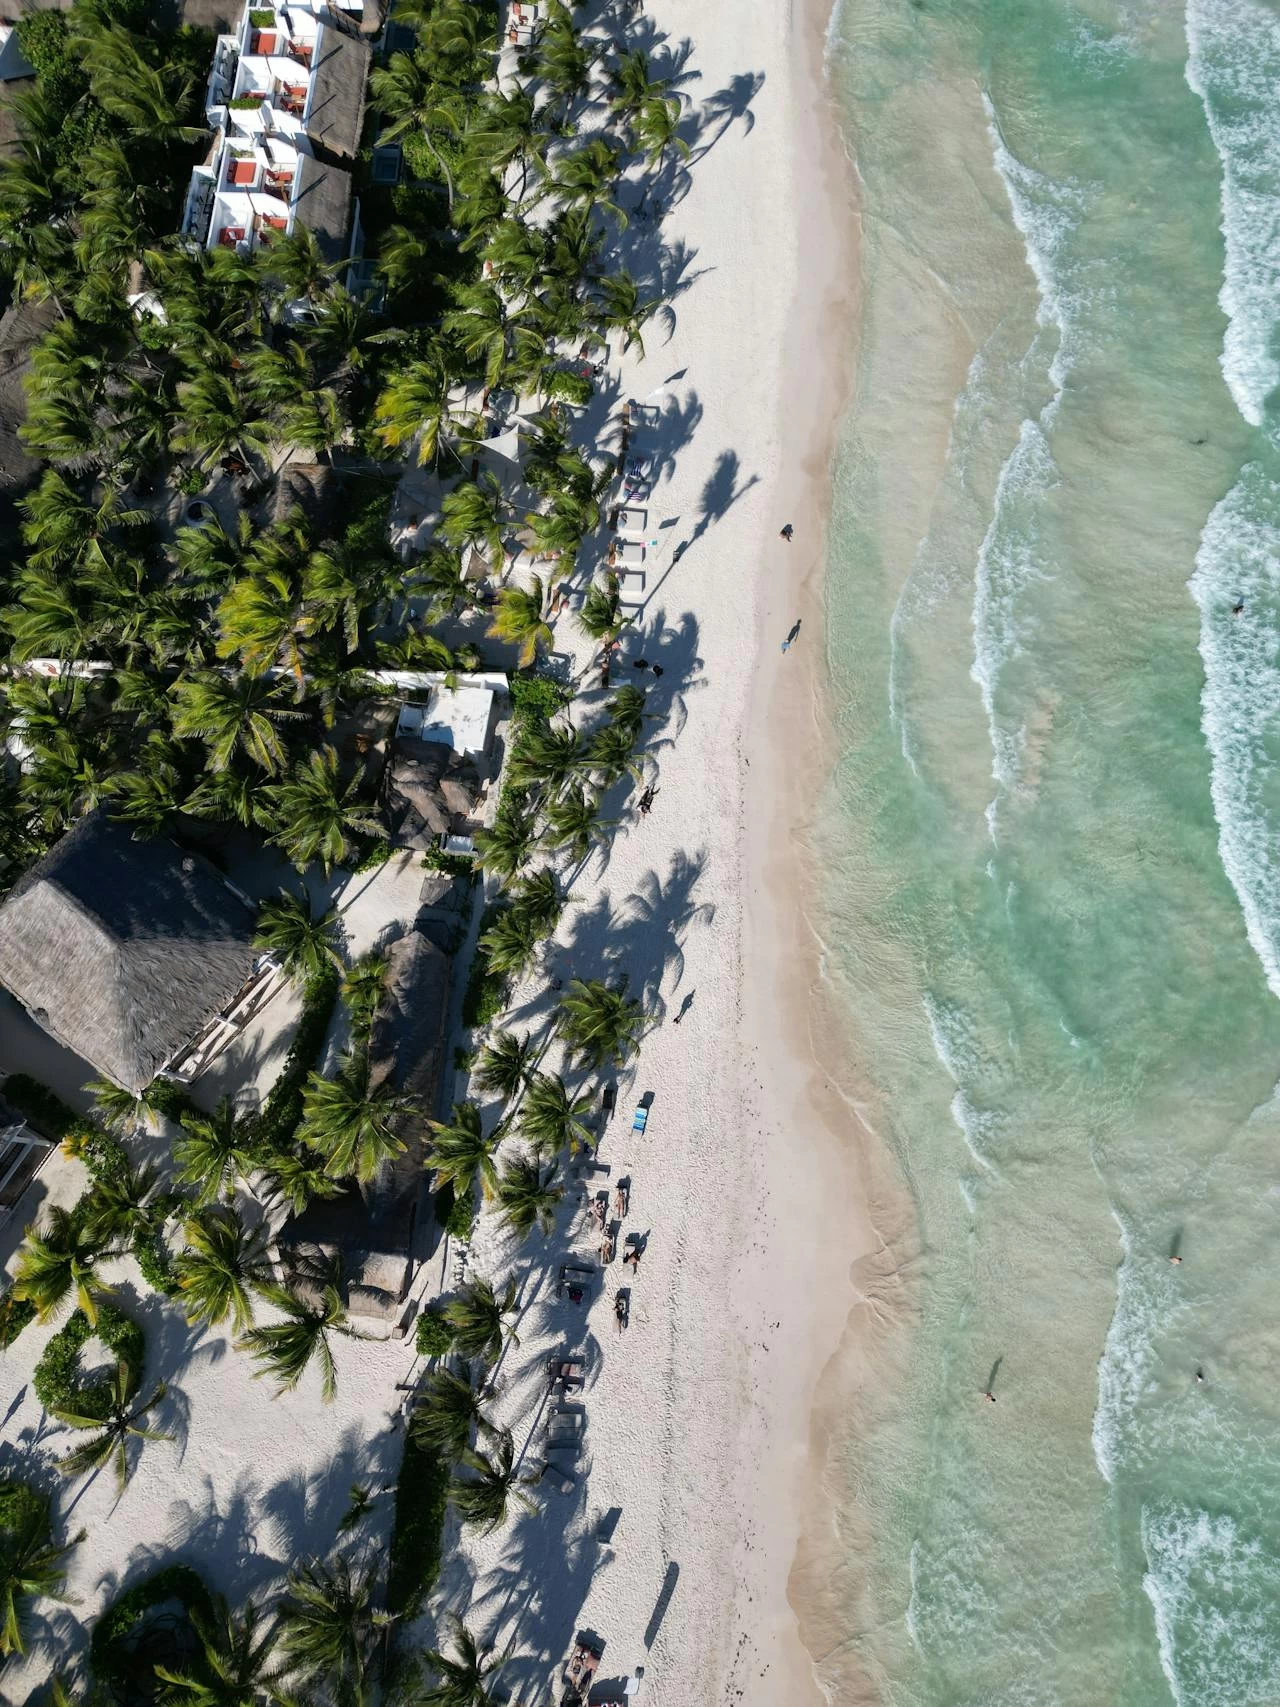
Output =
[
  {"x1": 1143, "y1": 1502, "x2": 1280, "y2": 1707},
  {"x1": 1185, "y1": 0, "x2": 1280, "y2": 431},
  {"x1": 1188, "y1": 464, "x2": 1280, "y2": 1003},
  {"x1": 971, "y1": 107, "x2": 1088, "y2": 813}
]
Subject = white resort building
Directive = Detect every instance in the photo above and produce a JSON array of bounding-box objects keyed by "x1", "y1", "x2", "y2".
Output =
[{"x1": 180, "y1": 0, "x2": 371, "y2": 264}]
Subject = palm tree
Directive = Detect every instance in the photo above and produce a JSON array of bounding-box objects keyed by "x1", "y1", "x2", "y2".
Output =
[
  {"x1": 52, "y1": 1366, "x2": 171, "y2": 1497},
  {"x1": 78, "y1": 1159, "x2": 166, "y2": 1250},
  {"x1": 488, "y1": 579, "x2": 552, "y2": 666},
  {"x1": 610, "y1": 48, "x2": 670, "y2": 120},
  {"x1": 558, "y1": 977, "x2": 647, "y2": 1069},
  {"x1": 448, "y1": 1429, "x2": 535, "y2": 1535},
  {"x1": 342, "y1": 953, "x2": 388, "y2": 1050},
  {"x1": 443, "y1": 1277, "x2": 519, "y2": 1365},
  {"x1": 549, "y1": 140, "x2": 626, "y2": 227},
  {"x1": 172, "y1": 370, "x2": 270, "y2": 473},
  {"x1": 583, "y1": 720, "x2": 644, "y2": 786},
  {"x1": 83, "y1": 1077, "x2": 157, "y2": 1137},
  {"x1": 298, "y1": 1056, "x2": 412, "y2": 1185},
  {"x1": 605, "y1": 682, "x2": 650, "y2": 737},
  {"x1": 261, "y1": 225, "x2": 337, "y2": 306},
  {"x1": 154, "y1": 1594, "x2": 277, "y2": 1707},
  {"x1": 439, "y1": 475, "x2": 507, "y2": 569},
  {"x1": 410, "y1": 1363, "x2": 489, "y2": 1460},
  {"x1": 238, "y1": 1277, "x2": 368, "y2": 1402},
  {"x1": 301, "y1": 543, "x2": 394, "y2": 655},
  {"x1": 635, "y1": 91, "x2": 690, "y2": 171},
  {"x1": 12, "y1": 1206, "x2": 114, "y2": 1325},
  {"x1": 577, "y1": 576, "x2": 625, "y2": 645},
  {"x1": 265, "y1": 747, "x2": 384, "y2": 874},
  {"x1": 524, "y1": 491, "x2": 599, "y2": 572},
  {"x1": 597, "y1": 271, "x2": 663, "y2": 358},
  {"x1": 254, "y1": 891, "x2": 343, "y2": 985},
  {"x1": 542, "y1": 787, "x2": 615, "y2": 864},
  {"x1": 0, "y1": 1484, "x2": 78, "y2": 1658},
  {"x1": 443, "y1": 281, "x2": 515, "y2": 393},
  {"x1": 473, "y1": 801, "x2": 536, "y2": 884},
  {"x1": 535, "y1": 0, "x2": 593, "y2": 107},
  {"x1": 424, "y1": 1103, "x2": 499, "y2": 1201},
  {"x1": 509, "y1": 868, "x2": 564, "y2": 937},
  {"x1": 174, "y1": 1206, "x2": 271, "y2": 1335},
  {"x1": 472, "y1": 1031, "x2": 535, "y2": 1105},
  {"x1": 170, "y1": 671, "x2": 303, "y2": 774},
  {"x1": 420, "y1": 1616, "x2": 507, "y2": 1707},
  {"x1": 372, "y1": 351, "x2": 461, "y2": 466},
  {"x1": 216, "y1": 567, "x2": 306, "y2": 684},
  {"x1": 494, "y1": 1155, "x2": 561, "y2": 1240},
  {"x1": 509, "y1": 720, "x2": 582, "y2": 796},
  {"x1": 256, "y1": 1148, "x2": 345, "y2": 1219},
  {"x1": 276, "y1": 1556, "x2": 385, "y2": 1707},
  {"x1": 476, "y1": 909, "x2": 542, "y2": 981},
  {"x1": 519, "y1": 1073, "x2": 594, "y2": 1159},
  {"x1": 174, "y1": 1100, "x2": 259, "y2": 1206}
]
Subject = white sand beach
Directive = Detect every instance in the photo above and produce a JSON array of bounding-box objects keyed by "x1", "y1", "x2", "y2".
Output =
[{"x1": 0, "y1": 1, "x2": 871, "y2": 1702}]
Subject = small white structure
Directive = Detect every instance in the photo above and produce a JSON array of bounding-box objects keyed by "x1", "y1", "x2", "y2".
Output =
[{"x1": 397, "y1": 684, "x2": 495, "y2": 760}]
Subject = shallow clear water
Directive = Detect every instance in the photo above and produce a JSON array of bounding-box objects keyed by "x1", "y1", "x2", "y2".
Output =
[{"x1": 819, "y1": 0, "x2": 1280, "y2": 1699}]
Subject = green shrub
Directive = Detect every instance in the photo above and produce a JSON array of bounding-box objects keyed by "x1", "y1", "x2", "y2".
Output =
[
  {"x1": 64, "y1": 1127, "x2": 129, "y2": 1185},
  {"x1": 414, "y1": 1304, "x2": 454, "y2": 1358},
  {"x1": 249, "y1": 7, "x2": 275, "y2": 20},
  {"x1": 2, "y1": 1075, "x2": 83, "y2": 1142},
  {"x1": 453, "y1": 1046, "x2": 475, "y2": 1073},
  {"x1": 350, "y1": 837, "x2": 393, "y2": 874},
  {"x1": 544, "y1": 369, "x2": 594, "y2": 406},
  {"x1": 242, "y1": 967, "x2": 339, "y2": 1156},
  {"x1": 460, "y1": 959, "x2": 507, "y2": 1029},
  {"x1": 421, "y1": 848, "x2": 476, "y2": 879},
  {"x1": 0, "y1": 1289, "x2": 35, "y2": 1349},
  {"x1": 509, "y1": 672, "x2": 572, "y2": 724},
  {"x1": 132, "y1": 1230, "x2": 180, "y2": 1298},
  {"x1": 91, "y1": 1565, "x2": 214, "y2": 1706},
  {"x1": 385, "y1": 1435, "x2": 449, "y2": 1618},
  {"x1": 33, "y1": 1305, "x2": 145, "y2": 1422},
  {"x1": 434, "y1": 1182, "x2": 475, "y2": 1243}
]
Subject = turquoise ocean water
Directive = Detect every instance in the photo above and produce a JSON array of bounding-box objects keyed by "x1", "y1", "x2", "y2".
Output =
[{"x1": 819, "y1": 0, "x2": 1280, "y2": 1700}]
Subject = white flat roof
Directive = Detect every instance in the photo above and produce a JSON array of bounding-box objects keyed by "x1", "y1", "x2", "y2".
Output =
[{"x1": 399, "y1": 683, "x2": 494, "y2": 756}]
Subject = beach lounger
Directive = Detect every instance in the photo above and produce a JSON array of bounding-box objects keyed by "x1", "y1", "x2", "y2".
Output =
[
  {"x1": 565, "y1": 1641, "x2": 602, "y2": 1692},
  {"x1": 627, "y1": 402, "x2": 661, "y2": 429},
  {"x1": 538, "y1": 1459, "x2": 576, "y2": 1495},
  {"x1": 547, "y1": 1357, "x2": 585, "y2": 1389},
  {"x1": 546, "y1": 1421, "x2": 584, "y2": 1451},
  {"x1": 631, "y1": 1105, "x2": 648, "y2": 1134}
]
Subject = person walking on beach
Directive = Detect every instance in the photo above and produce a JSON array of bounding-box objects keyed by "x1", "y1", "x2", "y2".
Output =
[
  {"x1": 781, "y1": 619, "x2": 801, "y2": 653},
  {"x1": 780, "y1": 523, "x2": 794, "y2": 542}
]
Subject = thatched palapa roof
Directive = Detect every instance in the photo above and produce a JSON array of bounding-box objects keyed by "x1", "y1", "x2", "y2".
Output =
[
  {"x1": 381, "y1": 737, "x2": 481, "y2": 850},
  {"x1": 0, "y1": 811, "x2": 258, "y2": 1093},
  {"x1": 291, "y1": 154, "x2": 353, "y2": 264},
  {"x1": 305, "y1": 22, "x2": 370, "y2": 158}
]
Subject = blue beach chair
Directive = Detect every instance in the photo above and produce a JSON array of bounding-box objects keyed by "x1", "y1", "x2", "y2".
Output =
[{"x1": 632, "y1": 1105, "x2": 648, "y2": 1135}]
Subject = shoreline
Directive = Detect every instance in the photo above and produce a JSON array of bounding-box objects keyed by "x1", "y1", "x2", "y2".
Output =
[{"x1": 743, "y1": 0, "x2": 922, "y2": 1701}]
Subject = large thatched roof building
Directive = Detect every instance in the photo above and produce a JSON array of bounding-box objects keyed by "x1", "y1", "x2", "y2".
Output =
[{"x1": 0, "y1": 812, "x2": 263, "y2": 1093}]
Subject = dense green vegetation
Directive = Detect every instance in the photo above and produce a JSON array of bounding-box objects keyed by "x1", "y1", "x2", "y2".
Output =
[{"x1": 0, "y1": 0, "x2": 686, "y2": 1685}]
